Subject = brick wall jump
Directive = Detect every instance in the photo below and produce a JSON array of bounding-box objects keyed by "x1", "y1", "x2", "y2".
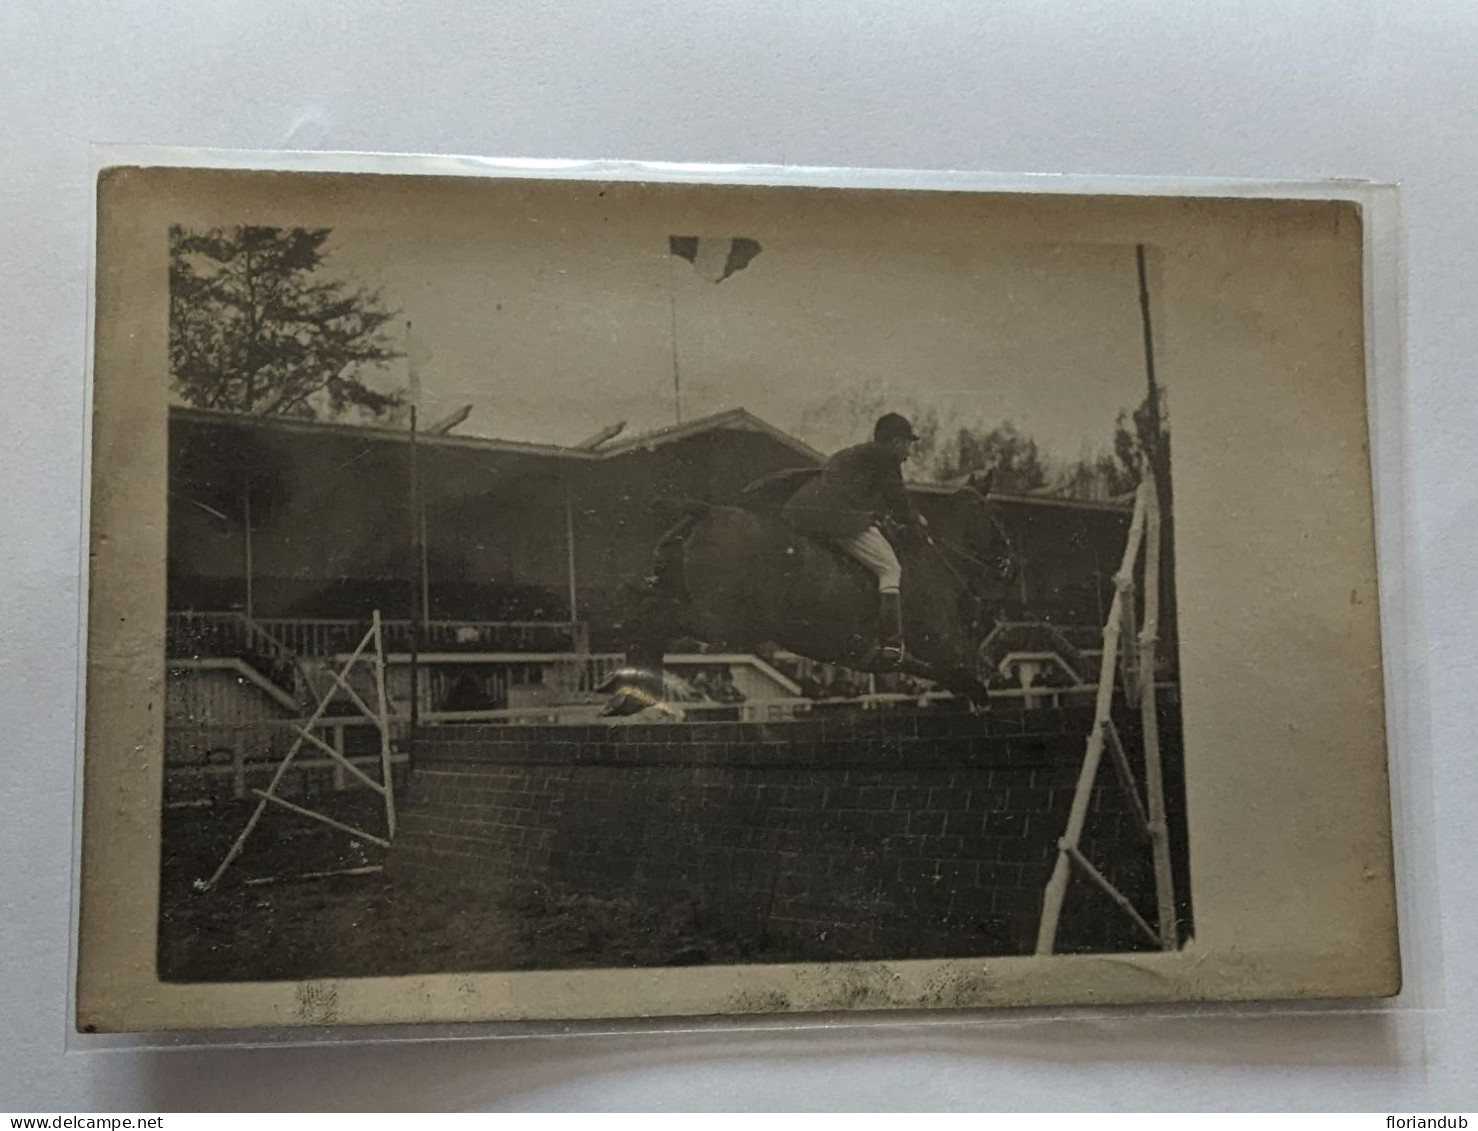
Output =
[{"x1": 389, "y1": 706, "x2": 1190, "y2": 961}]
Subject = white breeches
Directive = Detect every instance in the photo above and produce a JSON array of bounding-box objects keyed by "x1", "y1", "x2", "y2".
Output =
[{"x1": 838, "y1": 526, "x2": 903, "y2": 592}]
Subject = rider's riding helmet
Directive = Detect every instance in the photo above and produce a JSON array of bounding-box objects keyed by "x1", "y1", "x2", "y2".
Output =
[{"x1": 874, "y1": 412, "x2": 920, "y2": 443}]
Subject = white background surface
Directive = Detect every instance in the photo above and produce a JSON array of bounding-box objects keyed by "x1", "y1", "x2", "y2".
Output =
[{"x1": 1, "y1": 0, "x2": 1474, "y2": 1113}]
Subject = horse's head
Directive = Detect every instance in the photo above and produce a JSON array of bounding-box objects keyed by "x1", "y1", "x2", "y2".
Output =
[
  {"x1": 944, "y1": 472, "x2": 1020, "y2": 587},
  {"x1": 912, "y1": 473, "x2": 1020, "y2": 641}
]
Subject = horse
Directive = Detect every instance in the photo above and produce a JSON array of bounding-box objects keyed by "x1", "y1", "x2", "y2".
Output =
[{"x1": 602, "y1": 471, "x2": 1019, "y2": 714}]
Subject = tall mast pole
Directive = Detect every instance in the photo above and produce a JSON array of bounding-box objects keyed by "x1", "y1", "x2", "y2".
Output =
[
  {"x1": 242, "y1": 481, "x2": 254, "y2": 622},
  {"x1": 668, "y1": 251, "x2": 682, "y2": 424},
  {"x1": 1135, "y1": 243, "x2": 1177, "y2": 948},
  {"x1": 407, "y1": 320, "x2": 422, "y2": 731},
  {"x1": 1136, "y1": 245, "x2": 1164, "y2": 462}
]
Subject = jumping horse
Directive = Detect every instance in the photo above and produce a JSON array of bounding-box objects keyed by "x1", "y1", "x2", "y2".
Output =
[{"x1": 602, "y1": 469, "x2": 1019, "y2": 714}]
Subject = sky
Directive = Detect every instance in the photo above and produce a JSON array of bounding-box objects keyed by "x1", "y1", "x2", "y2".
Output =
[{"x1": 325, "y1": 210, "x2": 1154, "y2": 466}]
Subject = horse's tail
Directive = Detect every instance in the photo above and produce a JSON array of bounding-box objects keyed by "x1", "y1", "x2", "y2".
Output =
[{"x1": 645, "y1": 498, "x2": 712, "y2": 602}]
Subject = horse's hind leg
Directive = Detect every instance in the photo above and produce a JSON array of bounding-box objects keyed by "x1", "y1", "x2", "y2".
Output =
[
  {"x1": 906, "y1": 660, "x2": 993, "y2": 713},
  {"x1": 601, "y1": 583, "x2": 691, "y2": 717}
]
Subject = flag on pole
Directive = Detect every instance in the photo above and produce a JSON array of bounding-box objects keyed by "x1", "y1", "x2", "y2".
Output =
[
  {"x1": 664, "y1": 236, "x2": 762, "y2": 425},
  {"x1": 668, "y1": 236, "x2": 762, "y2": 283}
]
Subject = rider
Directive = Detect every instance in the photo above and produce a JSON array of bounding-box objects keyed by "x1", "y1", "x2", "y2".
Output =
[{"x1": 781, "y1": 412, "x2": 927, "y2": 665}]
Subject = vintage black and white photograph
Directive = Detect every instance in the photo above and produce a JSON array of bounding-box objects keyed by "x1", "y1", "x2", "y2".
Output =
[{"x1": 78, "y1": 167, "x2": 1398, "y2": 1030}]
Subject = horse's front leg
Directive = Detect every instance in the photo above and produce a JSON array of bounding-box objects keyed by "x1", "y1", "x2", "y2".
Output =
[
  {"x1": 897, "y1": 657, "x2": 993, "y2": 713},
  {"x1": 946, "y1": 673, "x2": 994, "y2": 714},
  {"x1": 937, "y1": 664, "x2": 994, "y2": 712}
]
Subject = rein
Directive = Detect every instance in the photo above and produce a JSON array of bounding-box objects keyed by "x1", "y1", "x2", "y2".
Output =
[
  {"x1": 930, "y1": 534, "x2": 1007, "y2": 578},
  {"x1": 919, "y1": 499, "x2": 1018, "y2": 589},
  {"x1": 920, "y1": 533, "x2": 974, "y2": 588}
]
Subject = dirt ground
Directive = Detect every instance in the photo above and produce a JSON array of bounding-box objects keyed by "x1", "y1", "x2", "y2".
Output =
[{"x1": 158, "y1": 799, "x2": 795, "y2": 982}]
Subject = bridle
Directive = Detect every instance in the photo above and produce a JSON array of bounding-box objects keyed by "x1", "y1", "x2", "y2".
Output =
[{"x1": 924, "y1": 492, "x2": 1018, "y2": 590}]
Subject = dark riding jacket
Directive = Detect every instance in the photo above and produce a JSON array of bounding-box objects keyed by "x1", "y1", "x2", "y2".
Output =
[{"x1": 782, "y1": 441, "x2": 923, "y2": 539}]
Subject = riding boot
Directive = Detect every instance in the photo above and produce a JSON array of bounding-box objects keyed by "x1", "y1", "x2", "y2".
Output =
[{"x1": 876, "y1": 590, "x2": 905, "y2": 666}]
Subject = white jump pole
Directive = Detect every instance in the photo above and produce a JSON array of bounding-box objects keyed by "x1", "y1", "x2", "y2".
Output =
[
  {"x1": 1035, "y1": 481, "x2": 1148, "y2": 955},
  {"x1": 1138, "y1": 477, "x2": 1177, "y2": 948}
]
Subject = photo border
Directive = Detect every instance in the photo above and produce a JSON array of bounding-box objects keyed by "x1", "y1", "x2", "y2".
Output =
[{"x1": 70, "y1": 150, "x2": 1425, "y2": 1048}]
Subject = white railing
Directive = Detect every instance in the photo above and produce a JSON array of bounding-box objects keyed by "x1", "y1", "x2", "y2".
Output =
[
  {"x1": 416, "y1": 683, "x2": 1179, "y2": 726},
  {"x1": 168, "y1": 612, "x2": 589, "y2": 659}
]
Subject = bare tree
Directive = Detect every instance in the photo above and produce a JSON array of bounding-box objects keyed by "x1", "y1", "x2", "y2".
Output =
[
  {"x1": 793, "y1": 378, "x2": 1167, "y2": 502},
  {"x1": 932, "y1": 421, "x2": 1051, "y2": 494},
  {"x1": 793, "y1": 381, "x2": 944, "y2": 466}
]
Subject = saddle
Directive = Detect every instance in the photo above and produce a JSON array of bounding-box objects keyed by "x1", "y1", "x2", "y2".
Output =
[
  {"x1": 736, "y1": 471, "x2": 902, "y2": 600},
  {"x1": 739, "y1": 466, "x2": 915, "y2": 543},
  {"x1": 738, "y1": 465, "x2": 822, "y2": 508}
]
